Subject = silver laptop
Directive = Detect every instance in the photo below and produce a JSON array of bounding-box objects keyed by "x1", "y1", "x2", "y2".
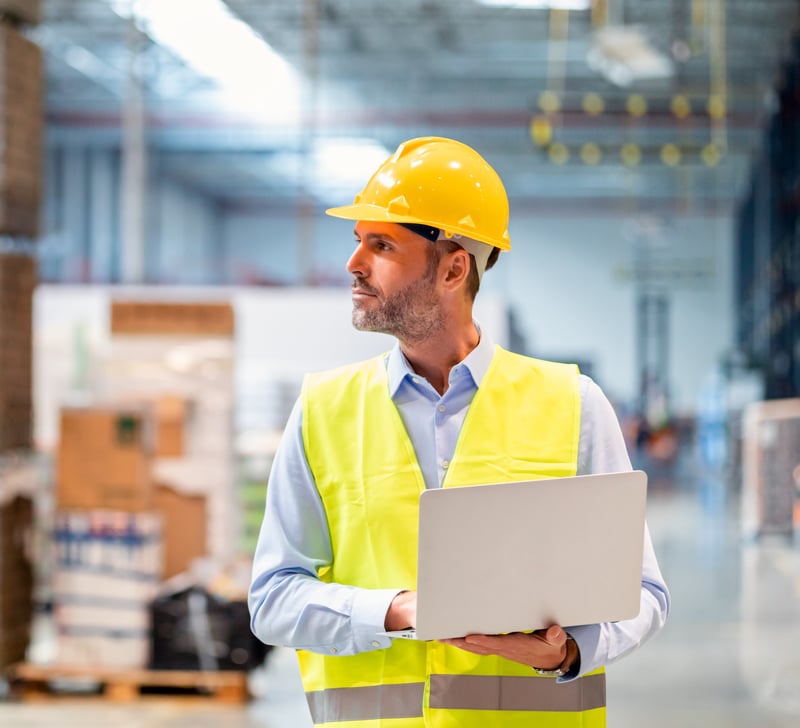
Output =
[{"x1": 382, "y1": 470, "x2": 647, "y2": 641}]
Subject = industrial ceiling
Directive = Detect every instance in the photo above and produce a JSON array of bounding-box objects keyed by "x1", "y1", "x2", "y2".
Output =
[{"x1": 36, "y1": 0, "x2": 800, "y2": 214}]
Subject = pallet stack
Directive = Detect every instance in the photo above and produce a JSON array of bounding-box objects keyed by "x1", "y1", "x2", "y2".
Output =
[
  {"x1": 40, "y1": 300, "x2": 249, "y2": 685},
  {"x1": 0, "y1": 0, "x2": 43, "y2": 673}
]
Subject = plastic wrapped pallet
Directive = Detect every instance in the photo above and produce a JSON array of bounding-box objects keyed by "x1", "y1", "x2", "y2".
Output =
[
  {"x1": 149, "y1": 585, "x2": 271, "y2": 672},
  {"x1": 52, "y1": 510, "x2": 162, "y2": 669}
]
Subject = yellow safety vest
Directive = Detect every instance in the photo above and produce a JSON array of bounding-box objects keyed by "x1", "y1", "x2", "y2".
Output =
[{"x1": 300, "y1": 346, "x2": 606, "y2": 727}]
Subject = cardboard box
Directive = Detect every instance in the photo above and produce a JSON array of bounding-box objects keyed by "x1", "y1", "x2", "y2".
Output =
[
  {"x1": 110, "y1": 301, "x2": 235, "y2": 336},
  {"x1": 57, "y1": 407, "x2": 153, "y2": 512},
  {"x1": 154, "y1": 396, "x2": 188, "y2": 458},
  {"x1": 154, "y1": 484, "x2": 206, "y2": 579}
]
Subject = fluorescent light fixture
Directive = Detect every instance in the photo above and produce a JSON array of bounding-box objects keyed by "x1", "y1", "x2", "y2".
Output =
[
  {"x1": 109, "y1": 0, "x2": 301, "y2": 122},
  {"x1": 476, "y1": 0, "x2": 592, "y2": 10}
]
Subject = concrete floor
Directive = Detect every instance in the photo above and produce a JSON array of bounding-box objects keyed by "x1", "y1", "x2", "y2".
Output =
[{"x1": 1, "y1": 465, "x2": 799, "y2": 727}]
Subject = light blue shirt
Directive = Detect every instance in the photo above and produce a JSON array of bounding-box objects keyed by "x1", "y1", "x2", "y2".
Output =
[{"x1": 249, "y1": 330, "x2": 670, "y2": 679}]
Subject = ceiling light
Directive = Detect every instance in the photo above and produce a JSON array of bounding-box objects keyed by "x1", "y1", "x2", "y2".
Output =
[
  {"x1": 476, "y1": 0, "x2": 592, "y2": 10},
  {"x1": 109, "y1": 0, "x2": 301, "y2": 122},
  {"x1": 269, "y1": 138, "x2": 391, "y2": 202},
  {"x1": 587, "y1": 26, "x2": 673, "y2": 87},
  {"x1": 313, "y1": 138, "x2": 391, "y2": 202}
]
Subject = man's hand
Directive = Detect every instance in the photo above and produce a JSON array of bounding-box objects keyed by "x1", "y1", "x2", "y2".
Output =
[
  {"x1": 384, "y1": 590, "x2": 417, "y2": 631},
  {"x1": 440, "y1": 625, "x2": 576, "y2": 672}
]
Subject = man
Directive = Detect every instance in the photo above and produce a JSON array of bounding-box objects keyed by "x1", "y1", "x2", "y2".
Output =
[{"x1": 249, "y1": 136, "x2": 670, "y2": 727}]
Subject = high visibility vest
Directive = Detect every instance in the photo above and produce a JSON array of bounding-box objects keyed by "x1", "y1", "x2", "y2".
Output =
[{"x1": 300, "y1": 346, "x2": 606, "y2": 727}]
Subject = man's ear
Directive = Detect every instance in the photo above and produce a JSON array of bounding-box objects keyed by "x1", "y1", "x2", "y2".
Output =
[{"x1": 441, "y1": 248, "x2": 471, "y2": 290}]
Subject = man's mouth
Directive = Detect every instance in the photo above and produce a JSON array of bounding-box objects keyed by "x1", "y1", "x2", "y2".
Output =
[{"x1": 352, "y1": 282, "x2": 378, "y2": 298}]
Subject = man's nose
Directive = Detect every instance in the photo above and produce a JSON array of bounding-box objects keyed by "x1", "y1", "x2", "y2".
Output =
[{"x1": 346, "y1": 242, "x2": 368, "y2": 277}]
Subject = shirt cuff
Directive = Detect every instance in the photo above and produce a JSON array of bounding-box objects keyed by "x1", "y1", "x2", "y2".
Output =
[
  {"x1": 557, "y1": 624, "x2": 605, "y2": 682},
  {"x1": 350, "y1": 587, "x2": 405, "y2": 652}
]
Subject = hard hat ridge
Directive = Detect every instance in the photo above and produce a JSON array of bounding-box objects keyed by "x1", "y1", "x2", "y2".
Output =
[{"x1": 326, "y1": 136, "x2": 511, "y2": 252}]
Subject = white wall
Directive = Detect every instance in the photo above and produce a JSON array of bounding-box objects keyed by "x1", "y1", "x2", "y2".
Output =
[{"x1": 495, "y1": 212, "x2": 734, "y2": 414}]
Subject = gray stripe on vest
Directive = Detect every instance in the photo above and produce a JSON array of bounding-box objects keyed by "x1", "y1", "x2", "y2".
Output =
[
  {"x1": 306, "y1": 682, "x2": 425, "y2": 723},
  {"x1": 429, "y1": 673, "x2": 606, "y2": 712}
]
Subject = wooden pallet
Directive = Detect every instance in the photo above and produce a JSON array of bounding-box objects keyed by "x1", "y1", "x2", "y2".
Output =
[{"x1": 6, "y1": 662, "x2": 249, "y2": 703}]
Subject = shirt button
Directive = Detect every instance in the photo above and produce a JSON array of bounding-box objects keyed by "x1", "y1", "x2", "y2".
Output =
[
  {"x1": 371, "y1": 640, "x2": 381, "y2": 647},
  {"x1": 438, "y1": 404, "x2": 446, "y2": 412},
  {"x1": 329, "y1": 647, "x2": 338, "y2": 654},
  {"x1": 412, "y1": 377, "x2": 420, "y2": 384},
  {"x1": 442, "y1": 460, "x2": 450, "y2": 469}
]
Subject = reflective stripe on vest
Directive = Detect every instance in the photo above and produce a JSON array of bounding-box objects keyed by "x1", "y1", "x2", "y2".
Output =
[
  {"x1": 306, "y1": 673, "x2": 606, "y2": 723},
  {"x1": 306, "y1": 683, "x2": 426, "y2": 723},
  {"x1": 300, "y1": 347, "x2": 605, "y2": 727}
]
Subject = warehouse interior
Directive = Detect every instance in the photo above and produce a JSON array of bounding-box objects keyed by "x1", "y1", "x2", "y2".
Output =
[{"x1": 1, "y1": 0, "x2": 800, "y2": 725}]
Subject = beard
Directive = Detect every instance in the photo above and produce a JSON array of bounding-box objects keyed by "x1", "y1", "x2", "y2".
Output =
[{"x1": 351, "y1": 271, "x2": 446, "y2": 343}]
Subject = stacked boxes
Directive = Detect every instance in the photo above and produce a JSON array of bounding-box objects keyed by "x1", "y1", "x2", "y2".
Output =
[
  {"x1": 56, "y1": 406, "x2": 153, "y2": 512},
  {"x1": 102, "y1": 300, "x2": 236, "y2": 563},
  {"x1": 48, "y1": 299, "x2": 236, "y2": 669},
  {"x1": 52, "y1": 510, "x2": 161, "y2": 669},
  {"x1": 0, "y1": 22, "x2": 43, "y2": 238},
  {"x1": 0, "y1": 493, "x2": 33, "y2": 669},
  {"x1": 0, "y1": 253, "x2": 35, "y2": 451}
]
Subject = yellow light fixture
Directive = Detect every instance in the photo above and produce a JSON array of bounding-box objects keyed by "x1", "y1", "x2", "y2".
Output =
[
  {"x1": 530, "y1": 116, "x2": 553, "y2": 146},
  {"x1": 582, "y1": 93, "x2": 605, "y2": 115},
  {"x1": 580, "y1": 142, "x2": 602, "y2": 165},
  {"x1": 621, "y1": 143, "x2": 641, "y2": 166},
  {"x1": 701, "y1": 144, "x2": 721, "y2": 166},
  {"x1": 670, "y1": 95, "x2": 691, "y2": 119},
  {"x1": 626, "y1": 94, "x2": 648, "y2": 116},
  {"x1": 660, "y1": 143, "x2": 681, "y2": 166},
  {"x1": 707, "y1": 95, "x2": 726, "y2": 119},
  {"x1": 549, "y1": 143, "x2": 570, "y2": 164},
  {"x1": 538, "y1": 90, "x2": 561, "y2": 113}
]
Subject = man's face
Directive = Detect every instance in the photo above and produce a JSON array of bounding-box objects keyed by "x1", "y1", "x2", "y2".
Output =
[{"x1": 346, "y1": 221, "x2": 446, "y2": 342}]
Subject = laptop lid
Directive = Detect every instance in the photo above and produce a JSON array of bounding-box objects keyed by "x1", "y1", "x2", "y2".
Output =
[{"x1": 412, "y1": 470, "x2": 647, "y2": 641}]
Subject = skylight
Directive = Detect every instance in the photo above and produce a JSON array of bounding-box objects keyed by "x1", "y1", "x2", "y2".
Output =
[{"x1": 109, "y1": 0, "x2": 301, "y2": 122}]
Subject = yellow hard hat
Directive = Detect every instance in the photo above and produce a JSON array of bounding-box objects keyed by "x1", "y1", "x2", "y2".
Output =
[{"x1": 326, "y1": 136, "x2": 511, "y2": 251}]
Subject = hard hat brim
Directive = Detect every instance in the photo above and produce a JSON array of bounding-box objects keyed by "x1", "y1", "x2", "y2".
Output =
[{"x1": 325, "y1": 203, "x2": 511, "y2": 251}]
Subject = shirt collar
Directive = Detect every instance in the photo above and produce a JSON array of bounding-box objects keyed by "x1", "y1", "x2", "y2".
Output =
[{"x1": 386, "y1": 322, "x2": 496, "y2": 398}]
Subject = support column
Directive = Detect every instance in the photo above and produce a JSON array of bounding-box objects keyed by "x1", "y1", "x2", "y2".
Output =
[{"x1": 119, "y1": 15, "x2": 147, "y2": 284}]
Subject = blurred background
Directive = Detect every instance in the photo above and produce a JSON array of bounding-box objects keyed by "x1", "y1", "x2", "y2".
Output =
[{"x1": 0, "y1": 0, "x2": 799, "y2": 725}]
